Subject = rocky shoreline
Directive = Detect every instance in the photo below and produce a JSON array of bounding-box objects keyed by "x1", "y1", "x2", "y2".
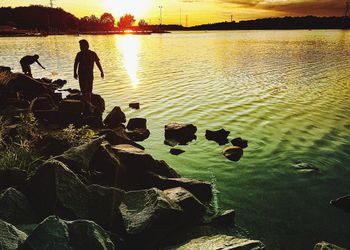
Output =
[{"x1": 0, "y1": 67, "x2": 346, "y2": 249}]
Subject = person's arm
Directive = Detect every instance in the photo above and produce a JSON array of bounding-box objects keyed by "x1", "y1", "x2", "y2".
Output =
[
  {"x1": 95, "y1": 53, "x2": 104, "y2": 78},
  {"x1": 74, "y1": 54, "x2": 79, "y2": 79},
  {"x1": 36, "y1": 60, "x2": 45, "y2": 69}
]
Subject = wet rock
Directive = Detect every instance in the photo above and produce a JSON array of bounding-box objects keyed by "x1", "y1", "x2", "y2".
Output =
[
  {"x1": 165, "y1": 123, "x2": 197, "y2": 145},
  {"x1": 231, "y1": 137, "x2": 248, "y2": 149},
  {"x1": 59, "y1": 99, "x2": 85, "y2": 114},
  {"x1": 98, "y1": 128, "x2": 145, "y2": 150},
  {"x1": 104, "y1": 106, "x2": 126, "y2": 128},
  {"x1": 0, "y1": 188, "x2": 37, "y2": 225},
  {"x1": 112, "y1": 144, "x2": 180, "y2": 179},
  {"x1": 2, "y1": 73, "x2": 53, "y2": 95},
  {"x1": 82, "y1": 115, "x2": 104, "y2": 128},
  {"x1": 127, "y1": 118, "x2": 147, "y2": 130},
  {"x1": 0, "y1": 168, "x2": 27, "y2": 191},
  {"x1": 144, "y1": 172, "x2": 213, "y2": 204},
  {"x1": 55, "y1": 137, "x2": 105, "y2": 173},
  {"x1": 0, "y1": 66, "x2": 11, "y2": 72},
  {"x1": 0, "y1": 219, "x2": 27, "y2": 250},
  {"x1": 314, "y1": 241, "x2": 346, "y2": 250},
  {"x1": 223, "y1": 146, "x2": 244, "y2": 162},
  {"x1": 163, "y1": 235, "x2": 265, "y2": 250},
  {"x1": 119, "y1": 188, "x2": 184, "y2": 249},
  {"x1": 19, "y1": 216, "x2": 114, "y2": 250},
  {"x1": 330, "y1": 195, "x2": 350, "y2": 213},
  {"x1": 129, "y1": 102, "x2": 140, "y2": 109},
  {"x1": 26, "y1": 160, "x2": 125, "y2": 226},
  {"x1": 91, "y1": 93, "x2": 105, "y2": 114},
  {"x1": 164, "y1": 187, "x2": 206, "y2": 218},
  {"x1": 164, "y1": 138, "x2": 180, "y2": 147},
  {"x1": 293, "y1": 163, "x2": 320, "y2": 174},
  {"x1": 30, "y1": 96, "x2": 56, "y2": 111},
  {"x1": 210, "y1": 209, "x2": 235, "y2": 226},
  {"x1": 52, "y1": 79, "x2": 67, "y2": 89},
  {"x1": 170, "y1": 148, "x2": 185, "y2": 155},
  {"x1": 205, "y1": 129, "x2": 230, "y2": 145},
  {"x1": 126, "y1": 128, "x2": 150, "y2": 142}
]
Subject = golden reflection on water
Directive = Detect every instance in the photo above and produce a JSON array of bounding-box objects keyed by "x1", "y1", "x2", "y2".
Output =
[{"x1": 116, "y1": 35, "x2": 140, "y2": 87}]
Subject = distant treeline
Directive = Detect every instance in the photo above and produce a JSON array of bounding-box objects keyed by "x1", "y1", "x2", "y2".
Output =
[
  {"x1": 190, "y1": 16, "x2": 350, "y2": 30},
  {"x1": 0, "y1": 5, "x2": 115, "y2": 32}
]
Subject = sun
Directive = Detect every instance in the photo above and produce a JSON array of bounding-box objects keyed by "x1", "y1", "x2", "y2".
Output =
[{"x1": 103, "y1": 0, "x2": 151, "y2": 18}]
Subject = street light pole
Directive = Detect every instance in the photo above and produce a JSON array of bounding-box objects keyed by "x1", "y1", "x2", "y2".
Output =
[{"x1": 159, "y1": 6, "x2": 163, "y2": 25}]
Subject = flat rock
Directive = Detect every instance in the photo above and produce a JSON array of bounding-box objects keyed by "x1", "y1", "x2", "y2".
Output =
[
  {"x1": 164, "y1": 235, "x2": 265, "y2": 250},
  {"x1": 0, "y1": 219, "x2": 27, "y2": 250},
  {"x1": 19, "y1": 216, "x2": 114, "y2": 250},
  {"x1": 0, "y1": 188, "x2": 37, "y2": 226},
  {"x1": 165, "y1": 123, "x2": 197, "y2": 145},
  {"x1": 26, "y1": 160, "x2": 125, "y2": 226},
  {"x1": 98, "y1": 128, "x2": 145, "y2": 150},
  {"x1": 231, "y1": 137, "x2": 248, "y2": 149},
  {"x1": 223, "y1": 146, "x2": 244, "y2": 162},
  {"x1": 210, "y1": 209, "x2": 235, "y2": 226},
  {"x1": 129, "y1": 102, "x2": 140, "y2": 109},
  {"x1": 314, "y1": 241, "x2": 346, "y2": 250},
  {"x1": 126, "y1": 128, "x2": 150, "y2": 142},
  {"x1": 126, "y1": 118, "x2": 147, "y2": 130},
  {"x1": 205, "y1": 129, "x2": 230, "y2": 145},
  {"x1": 330, "y1": 195, "x2": 350, "y2": 213}
]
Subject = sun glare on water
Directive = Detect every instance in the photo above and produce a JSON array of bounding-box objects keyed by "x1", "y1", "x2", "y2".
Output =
[{"x1": 103, "y1": 0, "x2": 151, "y2": 18}]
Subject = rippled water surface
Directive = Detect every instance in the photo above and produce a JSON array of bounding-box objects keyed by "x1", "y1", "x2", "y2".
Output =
[{"x1": 1, "y1": 30, "x2": 350, "y2": 249}]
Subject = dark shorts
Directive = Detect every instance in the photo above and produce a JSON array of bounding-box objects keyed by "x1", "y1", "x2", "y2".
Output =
[
  {"x1": 20, "y1": 62, "x2": 31, "y2": 74},
  {"x1": 79, "y1": 73, "x2": 93, "y2": 94}
]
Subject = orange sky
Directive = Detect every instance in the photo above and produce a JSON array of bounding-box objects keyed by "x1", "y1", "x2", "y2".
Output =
[{"x1": 1, "y1": 0, "x2": 346, "y2": 26}]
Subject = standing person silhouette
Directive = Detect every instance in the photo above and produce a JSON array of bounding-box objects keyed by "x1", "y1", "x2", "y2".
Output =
[
  {"x1": 74, "y1": 39, "x2": 104, "y2": 103},
  {"x1": 20, "y1": 54, "x2": 45, "y2": 77}
]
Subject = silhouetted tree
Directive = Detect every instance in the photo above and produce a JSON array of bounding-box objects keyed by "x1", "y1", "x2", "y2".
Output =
[
  {"x1": 100, "y1": 13, "x2": 115, "y2": 30},
  {"x1": 117, "y1": 14, "x2": 135, "y2": 30},
  {"x1": 138, "y1": 19, "x2": 148, "y2": 27}
]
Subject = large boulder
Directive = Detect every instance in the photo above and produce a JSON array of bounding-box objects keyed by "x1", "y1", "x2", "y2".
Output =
[
  {"x1": 314, "y1": 242, "x2": 346, "y2": 250},
  {"x1": 163, "y1": 235, "x2": 265, "y2": 250},
  {"x1": 205, "y1": 129, "x2": 230, "y2": 145},
  {"x1": 144, "y1": 172, "x2": 213, "y2": 204},
  {"x1": 163, "y1": 187, "x2": 206, "y2": 219},
  {"x1": 26, "y1": 160, "x2": 125, "y2": 226},
  {"x1": 55, "y1": 137, "x2": 104, "y2": 173},
  {"x1": 0, "y1": 219, "x2": 28, "y2": 250},
  {"x1": 103, "y1": 107, "x2": 126, "y2": 128},
  {"x1": 119, "y1": 188, "x2": 184, "y2": 249},
  {"x1": 165, "y1": 123, "x2": 197, "y2": 145},
  {"x1": 0, "y1": 188, "x2": 37, "y2": 226},
  {"x1": 19, "y1": 216, "x2": 115, "y2": 250},
  {"x1": 0, "y1": 168, "x2": 27, "y2": 190},
  {"x1": 330, "y1": 195, "x2": 350, "y2": 213},
  {"x1": 126, "y1": 118, "x2": 147, "y2": 130}
]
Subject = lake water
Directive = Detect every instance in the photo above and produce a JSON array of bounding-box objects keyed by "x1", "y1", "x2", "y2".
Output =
[{"x1": 1, "y1": 30, "x2": 350, "y2": 249}]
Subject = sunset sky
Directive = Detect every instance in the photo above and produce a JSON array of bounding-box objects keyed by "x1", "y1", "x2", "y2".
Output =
[{"x1": 1, "y1": 0, "x2": 346, "y2": 26}]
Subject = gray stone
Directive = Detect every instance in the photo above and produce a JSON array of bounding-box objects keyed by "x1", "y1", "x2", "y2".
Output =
[
  {"x1": 314, "y1": 241, "x2": 346, "y2": 250},
  {"x1": 164, "y1": 235, "x2": 265, "y2": 250},
  {"x1": 223, "y1": 146, "x2": 244, "y2": 162},
  {"x1": 330, "y1": 195, "x2": 350, "y2": 213},
  {"x1": 55, "y1": 137, "x2": 104, "y2": 173},
  {"x1": 120, "y1": 188, "x2": 184, "y2": 249},
  {"x1": 0, "y1": 219, "x2": 27, "y2": 250},
  {"x1": 163, "y1": 187, "x2": 206, "y2": 218},
  {"x1": 0, "y1": 188, "x2": 36, "y2": 226},
  {"x1": 20, "y1": 216, "x2": 115, "y2": 250},
  {"x1": 26, "y1": 160, "x2": 125, "y2": 226}
]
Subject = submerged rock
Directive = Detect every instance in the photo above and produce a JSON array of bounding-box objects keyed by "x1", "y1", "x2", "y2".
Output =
[
  {"x1": 231, "y1": 137, "x2": 248, "y2": 149},
  {"x1": 330, "y1": 195, "x2": 350, "y2": 213},
  {"x1": 104, "y1": 106, "x2": 126, "y2": 128},
  {"x1": 0, "y1": 188, "x2": 37, "y2": 226},
  {"x1": 129, "y1": 102, "x2": 140, "y2": 110},
  {"x1": 163, "y1": 235, "x2": 265, "y2": 250},
  {"x1": 293, "y1": 163, "x2": 320, "y2": 174},
  {"x1": 314, "y1": 241, "x2": 346, "y2": 250},
  {"x1": 223, "y1": 146, "x2": 243, "y2": 162},
  {"x1": 0, "y1": 219, "x2": 28, "y2": 250},
  {"x1": 165, "y1": 123, "x2": 197, "y2": 145},
  {"x1": 205, "y1": 129, "x2": 230, "y2": 145},
  {"x1": 19, "y1": 216, "x2": 114, "y2": 250}
]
